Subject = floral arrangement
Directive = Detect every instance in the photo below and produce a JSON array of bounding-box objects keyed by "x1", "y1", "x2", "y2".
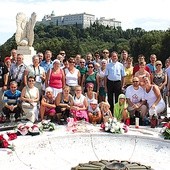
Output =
[
  {"x1": 161, "y1": 122, "x2": 170, "y2": 140},
  {"x1": 0, "y1": 132, "x2": 17, "y2": 150},
  {"x1": 17, "y1": 122, "x2": 40, "y2": 136},
  {"x1": 38, "y1": 120, "x2": 55, "y2": 131},
  {"x1": 101, "y1": 118, "x2": 128, "y2": 134},
  {"x1": 66, "y1": 117, "x2": 77, "y2": 132}
]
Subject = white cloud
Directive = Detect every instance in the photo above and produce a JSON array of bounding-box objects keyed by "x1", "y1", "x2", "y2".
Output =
[{"x1": 0, "y1": 0, "x2": 170, "y2": 44}]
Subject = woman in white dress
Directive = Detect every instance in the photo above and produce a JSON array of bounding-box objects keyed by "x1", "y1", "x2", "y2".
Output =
[{"x1": 21, "y1": 75, "x2": 39, "y2": 122}]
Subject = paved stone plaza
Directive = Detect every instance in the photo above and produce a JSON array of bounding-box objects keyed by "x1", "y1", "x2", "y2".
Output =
[{"x1": 0, "y1": 123, "x2": 170, "y2": 170}]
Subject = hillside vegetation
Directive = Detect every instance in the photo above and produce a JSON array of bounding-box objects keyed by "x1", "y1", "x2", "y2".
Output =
[{"x1": 1, "y1": 23, "x2": 170, "y2": 62}]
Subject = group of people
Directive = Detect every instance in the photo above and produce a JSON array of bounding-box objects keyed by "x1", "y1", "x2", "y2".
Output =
[{"x1": 0, "y1": 48, "x2": 169, "y2": 127}]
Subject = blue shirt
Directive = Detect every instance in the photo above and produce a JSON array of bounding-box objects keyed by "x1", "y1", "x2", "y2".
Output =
[
  {"x1": 147, "y1": 63, "x2": 156, "y2": 72},
  {"x1": 3, "y1": 90, "x2": 21, "y2": 105},
  {"x1": 105, "y1": 61, "x2": 126, "y2": 81},
  {"x1": 40, "y1": 60, "x2": 53, "y2": 73}
]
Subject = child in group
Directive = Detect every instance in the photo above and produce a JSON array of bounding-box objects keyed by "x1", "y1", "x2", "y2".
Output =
[
  {"x1": 99, "y1": 101, "x2": 113, "y2": 123},
  {"x1": 114, "y1": 94, "x2": 129, "y2": 123},
  {"x1": 88, "y1": 99, "x2": 102, "y2": 124},
  {"x1": 40, "y1": 87, "x2": 56, "y2": 121}
]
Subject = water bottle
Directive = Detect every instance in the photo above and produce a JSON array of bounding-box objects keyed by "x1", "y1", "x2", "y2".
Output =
[{"x1": 135, "y1": 117, "x2": 139, "y2": 128}]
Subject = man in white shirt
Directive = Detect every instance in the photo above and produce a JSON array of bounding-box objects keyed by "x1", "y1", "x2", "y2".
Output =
[{"x1": 125, "y1": 77, "x2": 147, "y2": 124}]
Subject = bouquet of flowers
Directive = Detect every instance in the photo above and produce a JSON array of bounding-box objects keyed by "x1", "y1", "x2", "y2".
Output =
[
  {"x1": 66, "y1": 117, "x2": 77, "y2": 132},
  {"x1": 17, "y1": 122, "x2": 40, "y2": 136},
  {"x1": 161, "y1": 122, "x2": 170, "y2": 140},
  {"x1": 101, "y1": 118, "x2": 128, "y2": 134},
  {"x1": 38, "y1": 120, "x2": 55, "y2": 131},
  {"x1": 0, "y1": 133, "x2": 17, "y2": 150}
]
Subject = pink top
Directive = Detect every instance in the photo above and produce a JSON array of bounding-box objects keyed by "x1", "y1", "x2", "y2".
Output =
[{"x1": 49, "y1": 69, "x2": 63, "y2": 89}]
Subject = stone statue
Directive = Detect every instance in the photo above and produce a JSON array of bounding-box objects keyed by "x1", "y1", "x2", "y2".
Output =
[{"x1": 15, "y1": 12, "x2": 37, "y2": 47}]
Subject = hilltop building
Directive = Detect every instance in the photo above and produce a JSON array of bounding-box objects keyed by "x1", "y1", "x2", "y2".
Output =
[{"x1": 40, "y1": 11, "x2": 121, "y2": 28}]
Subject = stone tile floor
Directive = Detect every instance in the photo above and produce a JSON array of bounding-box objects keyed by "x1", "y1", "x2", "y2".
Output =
[{"x1": 0, "y1": 123, "x2": 170, "y2": 170}]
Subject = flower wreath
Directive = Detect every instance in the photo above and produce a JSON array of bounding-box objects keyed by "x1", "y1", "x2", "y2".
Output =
[{"x1": 101, "y1": 118, "x2": 128, "y2": 134}]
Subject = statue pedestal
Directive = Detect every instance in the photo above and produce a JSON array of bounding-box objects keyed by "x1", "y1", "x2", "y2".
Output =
[{"x1": 17, "y1": 46, "x2": 36, "y2": 66}]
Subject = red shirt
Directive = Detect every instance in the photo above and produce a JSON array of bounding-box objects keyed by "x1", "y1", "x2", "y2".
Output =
[
  {"x1": 49, "y1": 69, "x2": 63, "y2": 89},
  {"x1": 133, "y1": 64, "x2": 151, "y2": 75}
]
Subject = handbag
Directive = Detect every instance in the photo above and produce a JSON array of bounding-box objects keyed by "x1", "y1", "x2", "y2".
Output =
[
  {"x1": 22, "y1": 102, "x2": 34, "y2": 109},
  {"x1": 22, "y1": 86, "x2": 35, "y2": 109}
]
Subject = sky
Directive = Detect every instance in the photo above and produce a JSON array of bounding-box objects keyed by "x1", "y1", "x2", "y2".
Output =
[{"x1": 0, "y1": 0, "x2": 170, "y2": 45}]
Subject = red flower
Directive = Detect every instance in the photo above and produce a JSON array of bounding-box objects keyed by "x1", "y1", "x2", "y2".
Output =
[
  {"x1": 7, "y1": 132, "x2": 17, "y2": 141},
  {"x1": 0, "y1": 134, "x2": 4, "y2": 140},
  {"x1": 2, "y1": 139, "x2": 9, "y2": 148},
  {"x1": 100, "y1": 123, "x2": 105, "y2": 129},
  {"x1": 163, "y1": 122, "x2": 170, "y2": 129}
]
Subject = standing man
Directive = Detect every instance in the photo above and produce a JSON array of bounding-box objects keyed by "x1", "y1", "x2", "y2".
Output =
[
  {"x1": 133, "y1": 54, "x2": 151, "y2": 75},
  {"x1": 104, "y1": 51, "x2": 126, "y2": 113},
  {"x1": 76, "y1": 58, "x2": 87, "y2": 86},
  {"x1": 37, "y1": 52, "x2": 44, "y2": 64},
  {"x1": 10, "y1": 54, "x2": 26, "y2": 91},
  {"x1": 40, "y1": 50, "x2": 53, "y2": 73},
  {"x1": 59, "y1": 50, "x2": 66, "y2": 60},
  {"x1": 147, "y1": 54, "x2": 157, "y2": 73},
  {"x1": 102, "y1": 49, "x2": 110, "y2": 63},
  {"x1": 10, "y1": 49, "x2": 17, "y2": 64}
]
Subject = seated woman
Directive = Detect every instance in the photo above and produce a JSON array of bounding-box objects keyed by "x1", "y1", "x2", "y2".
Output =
[
  {"x1": 85, "y1": 83, "x2": 97, "y2": 106},
  {"x1": 143, "y1": 76, "x2": 165, "y2": 127},
  {"x1": 40, "y1": 87, "x2": 56, "y2": 121},
  {"x1": 21, "y1": 75, "x2": 39, "y2": 123},
  {"x1": 55, "y1": 85, "x2": 73, "y2": 124},
  {"x1": 88, "y1": 99, "x2": 102, "y2": 124},
  {"x1": 70, "y1": 85, "x2": 89, "y2": 121},
  {"x1": 114, "y1": 94, "x2": 129, "y2": 124}
]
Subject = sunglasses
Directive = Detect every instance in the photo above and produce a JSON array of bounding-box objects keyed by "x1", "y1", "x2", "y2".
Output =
[
  {"x1": 156, "y1": 64, "x2": 161, "y2": 66},
  {"x1": 69, "y1": 61, "x2": 75, "y2": 64},
  {"x1": 88, "y1": 66, "x2": 93, "y2": 68},
  {"x1": 28, "y1": 80, "x2": 34, "y2": 82},
  {"x1": 133, "y1": 81, "x2": 139, "y2": 83}
]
